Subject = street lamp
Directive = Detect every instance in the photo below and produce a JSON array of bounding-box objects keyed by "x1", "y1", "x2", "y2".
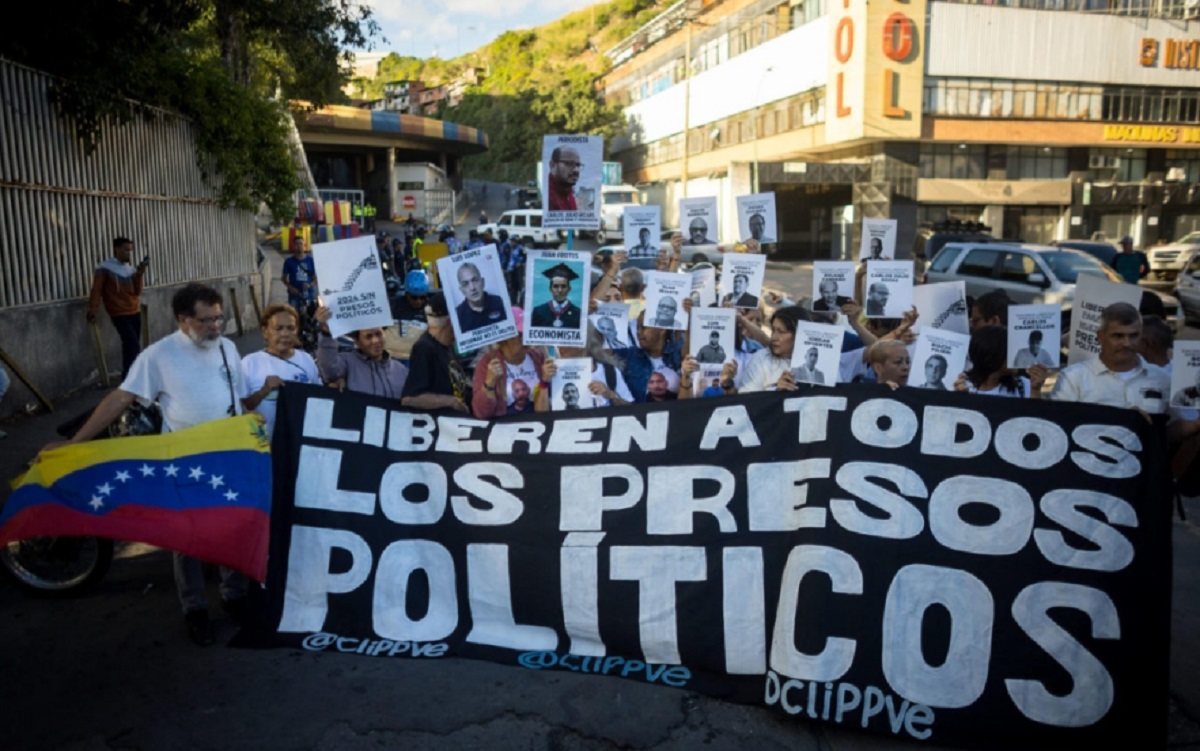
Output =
[{"x1": 752, "y1": 66, "x2": 775, "y2": 194}]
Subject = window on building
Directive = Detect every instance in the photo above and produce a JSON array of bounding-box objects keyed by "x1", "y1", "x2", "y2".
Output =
[
  {"x1": 1006, "y1": 147, "x2": 1069, "y2": 180},
  {"x1": 1166, "y1": 152, "x2": 1200, "y2": 183},
  {"x1": 790, "y1": 0, "x2": 826, "y2": 26},
  {"x1": 1089, "y1": 148, "x2": 1148, "y2": 182},
  {"x1": 919, "y1": 144, "x2": 987, "y2": 179}
]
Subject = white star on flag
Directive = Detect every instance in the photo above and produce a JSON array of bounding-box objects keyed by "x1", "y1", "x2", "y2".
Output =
[
  {"x1": 89, "y1": 496, "x2": 105, "y2": 510},
  {"x1": 164, "y1": 464, "x2": 179, "y2": 477},
  {"x1": 139, "y1": 464, "x2": 155, "y2": 477},
  {"x1": 224, "y1": 489, "x2": 239, "y2": 502},
  {"x1": 209, "y1": 475, "x2": 225, "y2": 490},
  {"x1": 189, "y1": 466, "x2": 204, "y2": 480},
  {"x1": 96, "y1": 482, "x2": 114, "y2": 496},
  {"x1": 115, "y1": 470, "x2": 131, "y2": 483}
]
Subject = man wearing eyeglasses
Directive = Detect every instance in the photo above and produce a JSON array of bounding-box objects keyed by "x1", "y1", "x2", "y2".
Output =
[
  {"x1": 50, "y1": 283, "x2": 252, "y2": 647},
  {"x1": 548, "y1": 146, "x2": 581, "y2": 212}
]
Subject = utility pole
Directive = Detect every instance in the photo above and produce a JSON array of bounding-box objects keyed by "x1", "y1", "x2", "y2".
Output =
[{"x1": 681, "y1": 16, "x2": 693, "y2": 199}]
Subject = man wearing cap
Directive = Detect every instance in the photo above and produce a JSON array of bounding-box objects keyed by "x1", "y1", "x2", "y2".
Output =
[
  {"x1": 695, "y1": 330, "x2": 727, "y2": 364},
  {"x1": 455, "y1": 262, "x2": 507, "y2": 333},
  {"x1": 402, "y1": 291, "x2": 471, "y2": 412},
  {"x1": 1112, "y1": 236, "x2": 1149, "y2": 285},
  {"x1": 392, "y1": 271, "x2": 429, "y2": 324},
  {"x1": 548, "y1": 146, "x2": 581, "y2": 212},
  {"x1": 531, "y1": 262, "x2": 582, "y2": 329}
]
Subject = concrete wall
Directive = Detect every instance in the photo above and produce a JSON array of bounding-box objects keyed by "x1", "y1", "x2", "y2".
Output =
[{"x1": 0, "y1": 273, "x2": 267, "y2": 422}]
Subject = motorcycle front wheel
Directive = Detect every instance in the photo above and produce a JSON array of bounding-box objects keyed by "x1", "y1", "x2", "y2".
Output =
[{"x1": 0, "y1": 537, "x2": 114, "y2": 597}]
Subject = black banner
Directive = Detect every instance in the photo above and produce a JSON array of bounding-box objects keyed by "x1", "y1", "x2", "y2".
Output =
[{"x1": 247, "y1": 383, "x2": 1172, "y2": 749}]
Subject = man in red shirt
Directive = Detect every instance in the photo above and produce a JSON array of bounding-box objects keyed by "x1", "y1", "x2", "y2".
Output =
[{"x1": 547, "y1": 146, "x2": 581, "y2": 211}]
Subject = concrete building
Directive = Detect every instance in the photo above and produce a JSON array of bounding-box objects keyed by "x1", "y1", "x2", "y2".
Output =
[{"x1": 602, "y1": 0, "x2": 1200, "y2": 259}]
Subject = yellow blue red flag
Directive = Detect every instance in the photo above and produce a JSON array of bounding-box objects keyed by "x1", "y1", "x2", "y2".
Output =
[{"x1": 0, "y1": 415, "x2": 272, "y2": 581}]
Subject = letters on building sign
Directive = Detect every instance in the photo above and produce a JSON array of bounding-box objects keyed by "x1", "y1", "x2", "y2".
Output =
[
  {"x1": 1103, "y1": 124, "x2": 1200, "y2": 144},
  {"x1": 835, "y1": 0, "x2": 853, "y2": 119},
  {"x1": 1140, "y1": 37, "x2": 1200, "y2": 69},
  {"x1": 882, "y1": 11, "x2": 916, "y2": 118}
]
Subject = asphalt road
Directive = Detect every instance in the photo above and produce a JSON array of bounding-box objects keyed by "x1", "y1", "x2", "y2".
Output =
[{"x1": 1, "y1": 231, "x2": 1199, "y2": 750}]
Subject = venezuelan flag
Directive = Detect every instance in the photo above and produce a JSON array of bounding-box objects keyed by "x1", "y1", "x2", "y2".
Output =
[{"x1": 0, "y1": 416, "x2": 272, "y2": 581}]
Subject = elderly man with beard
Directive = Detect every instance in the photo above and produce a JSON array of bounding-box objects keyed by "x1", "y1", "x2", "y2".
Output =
[{"x1": 52, "y1": 283, "x2": 252, "y2": 647}]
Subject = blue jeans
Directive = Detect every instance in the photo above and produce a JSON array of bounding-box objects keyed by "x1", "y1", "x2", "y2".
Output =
[
  {"x1": 110, "y1": 313, "x2": 142, "y2": 376},
  {"x1": 173, "y1": 553, "x2": 246, "y2": 615}
]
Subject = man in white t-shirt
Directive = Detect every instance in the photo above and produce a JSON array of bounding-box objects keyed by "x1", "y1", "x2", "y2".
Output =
[
  {"x1": 1050, "y1": 302, "x2": 1169, "y2": 413},
  {"x1": 55, "y1": 283, "x2": 252, "y2": 646}
]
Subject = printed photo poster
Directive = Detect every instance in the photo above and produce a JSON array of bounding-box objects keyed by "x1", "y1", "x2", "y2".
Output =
[
  {"x1": 551, "y1": 357, "x2": 594, "y2": 411},
  {"x1": 542, "y1": 135, "x2": 603, "y2": 230},
  {"x1": 643, "y1": 270, "x2": 690, "y2": 330},
  {"x1": 720, "y1": 253, "x2": 767, "y2": 309},
  {"x1": 1171, "y1": 341, "x2": 1200, "y2": 410},
  {"x1": 623, "y1": 205, "x2": 661, "y2": 260},
  {"x1": 693, "y1": 365, "x2": 726, "y2": 398},
  {"x1": 811, "y1": 261, "x2": 856, "y2": 313},
  {"x1": 1067, "y1": 273, "x2": 1142, "y2": 365},
  {"x1": 912, "y1": 281, "x2": 969, "y2": 335},
  {"x1": 679, "y1": 196, "x2": 719, "y2": 247},
  {"x1": 1007, "y1": 304, "x2": 1062, "y2": 369},
  {"x1": 911, "y1": 329, "x2": 970, "y2": 390},
  {"x1": 311, "y1": 236, "x2": 393, "y2": 339},
  {"x1": 859, "y1": 218, "x2": 898, "y2": 261},
  {"x1": 690, "y1": 265, "x2": 717, "y2": 308},
  {"x1": 736, "y1": 192, "x2": 778, "y2": 245},
  {"x1": 589, "y1": 302, "x2": 631, "y2": 349},
  {"x1": 790, "y1": 321, "x2": 846, "y2": 387},
  {"x1": 689, "y1": 307, "x2": 736, "y2": 366},
  {"x1": 524, "y1": 250, "x2": 592, "y2": 347},
  {"x1": 863, "y1": 260, "x2": 914, "y2": 318},
  {"x1": 435, "y1": 245, "x2": 516, "y2": 352}
]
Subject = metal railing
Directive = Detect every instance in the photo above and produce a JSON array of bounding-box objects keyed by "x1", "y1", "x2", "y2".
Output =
[{"x1": 0, "y1": 58, "x2": 256, "y2": 310}]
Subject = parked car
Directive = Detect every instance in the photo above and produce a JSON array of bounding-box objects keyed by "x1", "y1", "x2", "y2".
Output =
[
  {"x1": 926, "y1": 242, "x2": 1182, "y2": 330},
  {"x1": 1172, "y1": 255, "x2": 1200, "y2": 324},
  {"x1": 476, "y1": 210, "x2": 565, "y2": 249},
  {"x1": 1147, "y1": 231, "x2": 1200, "y2": 289}
]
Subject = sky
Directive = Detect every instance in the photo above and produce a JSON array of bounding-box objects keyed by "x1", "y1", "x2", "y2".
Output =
[{"x1": 358, "y1": 0, "x2": 600, "y2": 61}]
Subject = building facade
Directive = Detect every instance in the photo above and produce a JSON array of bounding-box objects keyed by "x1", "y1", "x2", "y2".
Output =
[{"x1": 602, "y1": 0, "x2": 1200, "y2": 259}]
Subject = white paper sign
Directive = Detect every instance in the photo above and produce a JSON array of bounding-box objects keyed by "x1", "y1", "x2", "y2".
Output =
[
  {"x1": 623, "y1": 205, "x2": 661, "y2": 260},
  {"x1": 312, "y1": 236, "x2": 393, "y2": 339},
  {"x1": 690, "y1": 266, "x2": 717, "y2": 308},
  {"x1": 913, "y1": 282, "x2": 969, "y2": 335},
  {"x1": 643, "y1": 271, "x2": 690, "y2": 330},
  {"x1": 551, "y1": 357, "x2": 594, "y2": 411},
  {"x1": 436, "y1": 245, "x2": 517, "y2": 352},
  {"x1": 811, "y1": 261, "x2": 856, "y2": 313},
  {"x1": 689, "y1": 307, "x2": 736, "y2": 365},
  {"x1": 720, "y1": 254, "x2": 767, "y2": 309},
  {"x1": 864, "y1": 260, "x2": 914, "y2": 318},
  {"x1": 736, "y1": 192, "x2": 778, "y2": 244},
  {"x1": 590, "y1": 302, "x2": 631, "y2": 349},
  {"x1": 911, "y1": 329, "x2": 971, "y2": 390},
  {"x1": 1067, "y1": 274, "x2": 1142, "y2": 365},
  {"x1": 524, "y1": 250, "x2": 592, "y2": 347},
  {"x1": 790, "y1": 321, "x2": 846, "y2": 387},
  {"x1": 542, "y1": 135, "x2": 603, "y2": 230},
  {"x1": 1171, "y1": 342, "x2": 1200, "y2": 410},
  {"x1": 1007, "y1": 304, "x2": 1061, "y2": 369},
  {"x1": 679, "y1": 197, "x2": 719, "y2": 246},
  {"x1": 860, "y1": 218, "x2": 898, "y2": 261}
]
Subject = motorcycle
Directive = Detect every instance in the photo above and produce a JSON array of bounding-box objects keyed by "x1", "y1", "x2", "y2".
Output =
[{"x1": 0, "y1": 400, "x2": 159, "y2": 596}]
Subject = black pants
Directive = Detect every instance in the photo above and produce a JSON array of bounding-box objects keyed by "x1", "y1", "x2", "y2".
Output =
[{"x1": 111, "y1": 313, "x2": 142, "y2": 376}]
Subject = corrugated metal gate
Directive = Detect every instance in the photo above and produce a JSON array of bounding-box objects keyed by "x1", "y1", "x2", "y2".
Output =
[{"x1": 0, "y1": 58, "x2": 256, "y2": 310}]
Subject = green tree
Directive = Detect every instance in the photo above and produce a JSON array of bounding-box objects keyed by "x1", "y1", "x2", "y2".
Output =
[{"x1": 0, "y1": 0, "x2": 378, "y2": 219}]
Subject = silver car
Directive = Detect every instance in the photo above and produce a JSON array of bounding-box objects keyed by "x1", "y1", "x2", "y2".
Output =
[{"x1": 926, "y1": 242, "x2": 1182, "y2": 330}]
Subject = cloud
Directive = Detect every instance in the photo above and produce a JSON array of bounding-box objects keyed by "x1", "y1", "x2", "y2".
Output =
[{"x1": 360, "y1": 0, "x2": 599, "y2": 57}]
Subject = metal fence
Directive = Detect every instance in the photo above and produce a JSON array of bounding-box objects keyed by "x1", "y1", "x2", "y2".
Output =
[{"x1": 0, "y1": 58, "x2": 256, "y2": 310}]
